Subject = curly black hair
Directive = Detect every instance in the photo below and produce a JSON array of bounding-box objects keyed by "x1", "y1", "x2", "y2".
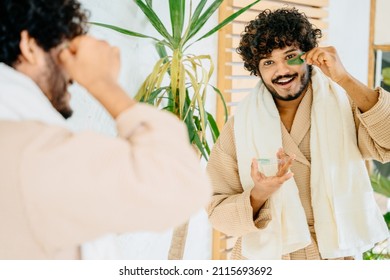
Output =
[
  {"x1": 237, "y1": 7, "x2": 322, "y2": 76},
  {"x1": 0, "y1": 0, "x2": 89, "y2": 66}
]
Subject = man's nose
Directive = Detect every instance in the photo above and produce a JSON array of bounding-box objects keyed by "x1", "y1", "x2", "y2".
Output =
[{"x1": 274, "y1": 61, "x2": 291, "y2": 77}]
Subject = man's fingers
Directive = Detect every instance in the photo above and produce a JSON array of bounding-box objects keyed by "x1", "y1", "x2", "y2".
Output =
[
  {"x1": 276, "y1": 172, "x2": 294, "y2": 184},
  {"x1": 251, "y1": 158, "x2": 260, "y2": 177},
  {"x1": 275, "y1": 149, "x2": 295, "y2": 176},
  {"x1": 277, "y1": 165, "x2": 289, "y2": 176},
  {"x1": 251, "y1": 158, "x2": 267, "y2": 181},
  {"x1": 302, "y1": 48, "x2": 323, "y2": 65},
  {"x1": 282, "y1": 172, "x2": 294, "y2": 181}
]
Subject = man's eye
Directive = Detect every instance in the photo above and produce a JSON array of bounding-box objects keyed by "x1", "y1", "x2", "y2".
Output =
[
  {"x1": 286, "y1": 54, "x2": 296, "y2": 60},
  {"x1": 287, "y1": 53, "x2": 305, "y2": 65},
  {"x1": 263, "y1": 60, "x2": 273, "y2": 66}
]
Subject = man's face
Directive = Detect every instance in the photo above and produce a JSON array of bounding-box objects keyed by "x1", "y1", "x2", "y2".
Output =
[
  {"x1": 37, "y1": 46, "x2": 73, "y2": 119},
  {"x1": 258, "y1": 46, "x2": 310, "y2": 101}
]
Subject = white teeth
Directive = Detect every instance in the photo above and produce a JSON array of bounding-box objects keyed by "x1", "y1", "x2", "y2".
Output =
[{"x1": 278, "y1": 77, "x2": 293, "y2": 83}]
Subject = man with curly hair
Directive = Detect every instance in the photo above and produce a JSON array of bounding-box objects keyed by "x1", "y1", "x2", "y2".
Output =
[
  {"x1": 0, "y1": 0, "x2": 211, "y2": 259},
  {"x1": 207, "y1": 8, "x2": 390, "y2": 259}
]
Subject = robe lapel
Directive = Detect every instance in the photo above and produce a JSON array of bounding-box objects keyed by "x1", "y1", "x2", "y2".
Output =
[{"x1": 281, "y1": 85, "x2": 313, "y2": 167}]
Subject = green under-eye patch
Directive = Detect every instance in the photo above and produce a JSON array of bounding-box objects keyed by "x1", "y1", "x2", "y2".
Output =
[{"x1": 287, "y1": 53, "x2": 305, "y2": 65}]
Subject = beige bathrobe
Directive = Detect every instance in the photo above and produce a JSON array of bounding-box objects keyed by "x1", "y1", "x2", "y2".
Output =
[
  {"x1": 207, "y1": 85, "x2": 390, "y2": 260},
  {"x1": 0, "y1": 104, "x2": 211, "y2": 259}
]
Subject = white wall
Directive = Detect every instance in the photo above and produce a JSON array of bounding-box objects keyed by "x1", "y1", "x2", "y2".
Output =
[
  {"x1": 328, "y1": 0, "x2": 371, "y2": 84},
  {"x1": 70, "y1": 0, "x2": 376, "y2": 259},
  {"x1": 375, "y1": 0, "x2": 390, "y2": 44},
  {"x1": 68, "y1": 0, "x2": 158, "y2": 135}
]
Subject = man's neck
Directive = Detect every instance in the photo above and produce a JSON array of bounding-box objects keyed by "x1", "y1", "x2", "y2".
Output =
[
  {"x1": 274, "y1": 83, "x2": 310, "y2": 132},
  {"x1": 275, "y1": 88, "x2": 307, "y2": 113}
]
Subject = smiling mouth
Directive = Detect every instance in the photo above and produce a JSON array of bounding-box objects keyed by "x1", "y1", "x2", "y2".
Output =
[
  {"x1": 273, "y1": 74, "x2": 298, "y2": 86},
  {"x1": 275, "y1": 77, "x2": 294, "y2": 85}
]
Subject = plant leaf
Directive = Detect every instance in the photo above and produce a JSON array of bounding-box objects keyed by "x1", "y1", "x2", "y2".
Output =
[
  {"x1": 210, "y1": 85, "x2": 228, "y2": 123},
  {"x1": 178, "y1": 59, "x2": 186, "y2": 118},
  {"x1": 166, "y1": 88, "x2": 175, "y2": 114},
  {"x1": 194, "y1": 0, "x2": 261, "y2": 44},
  {"x1": 169, "y1": 0, "x2": 185, "y2": 47},
  {"x1": 134, "y1": 0, "x2": 173, "y2": 43},
  {"x1": 142, "y1": 87, "x2": 166, "y2": 104},
  {"x1": 370, "y1": 173, "x2": 390, "y2": 197},
  {"x1": 193, "y1": 115, "x2": 210, "y2": 157},
  {"x1": 170, "y1": 49, "x2": 180, "y2": 115},
  {"x1": 207, "y1": 112, "x2": 220, "y2": 142},
  {"x1": 188, "y1": 0, "x2": 207, "y2": 29},
  {"x1": 185, "y1": 0, "x2": 224, "y2": 43},
  {"x1": 183, "y1": 97, "x2": 209, "y2": 160},
  {"x1": 135, "y1": 57, "x2": 166, "y2": 100},
  {"x1": 145, "y1": 0, "x2": 153, "y2": 8},
  {"x1": 373, "y1": 160, "x2": 390, "y2": 178},
  {"x1": 90, "y1": 22, "x2": 160, "y2": 41},
  {"x1": 382, "y1": 67, "x2": 390, "y2": 86},
  {"x1": 383, "y1": 212, "x2": 390, "y2": 229},
  {"x1": 155, "y1": 42, "x2": 168, "y2": 59},
  {"x1": 190, "y1": 118, "x2": 209, "y2": 159}
]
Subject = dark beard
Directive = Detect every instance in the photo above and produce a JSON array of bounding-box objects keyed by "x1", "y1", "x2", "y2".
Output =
[
  {"x1": 44, "y1": 54, "x2": 73, "y2": 119},
  {"x1": 264, "y1": 65, "x2": 312, "y2": 101}
]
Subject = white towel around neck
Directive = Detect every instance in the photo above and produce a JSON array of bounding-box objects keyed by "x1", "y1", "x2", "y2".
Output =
[
  {"x1": 234, "y1": 67, "x2": 389, "y2": 259},
  {"x1": 0, "y1": 63, "x2": 68, "y2": 127}
]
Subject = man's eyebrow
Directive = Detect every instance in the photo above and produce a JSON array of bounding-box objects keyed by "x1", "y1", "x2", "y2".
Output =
[
  {"x1": 259, "y1": 48, "x2": 299, "y2": 61},
  {"x1": 284, "y1": 48, "x2": 298, "y2": 54},
  {"x1": 259, "y1": 54, "x2": 271, "y2": 61}
]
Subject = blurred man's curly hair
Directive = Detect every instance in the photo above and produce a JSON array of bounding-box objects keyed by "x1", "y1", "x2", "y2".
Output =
[
  {"x1": 237, "y1": 7, "x2": 322, "y2": 76},
  {"x1": 0, "y1": 0, "x2": 89, "y2": 66}
]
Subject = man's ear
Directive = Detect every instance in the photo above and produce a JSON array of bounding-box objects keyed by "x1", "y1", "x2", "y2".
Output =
[{"x1": 19, "y1": 30, "x2": 39, "y2": 64}]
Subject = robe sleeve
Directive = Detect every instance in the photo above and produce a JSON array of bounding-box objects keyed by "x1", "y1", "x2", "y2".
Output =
[
  {"x1": 355, "y1": 88, "x2": 390, "y2": 162},
  {"x1": 21, "y1": 103, "x2": 212, "y2": 253},
  {"x1": 206, "y1": 118, "x2": 271, "y2": 237}
]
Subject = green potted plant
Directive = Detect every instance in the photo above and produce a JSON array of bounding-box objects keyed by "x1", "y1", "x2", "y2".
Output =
[
  {"x1": 92, "y1": 0, "x2": 261, "y2": 259},
  {"x1": 383, "y1": 67, "x2": 390, "y2": 87},
  {"x1": 382, "y1": 67, "x2": 390, "y2": 92},
  {"x1": 363, "y1": 166, "x2": 390, "y2": 259},
  {"x1": 92, "y1": 0, "x2": 259, "y2": 160}
]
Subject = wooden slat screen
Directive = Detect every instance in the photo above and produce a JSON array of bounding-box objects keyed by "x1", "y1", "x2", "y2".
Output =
[
  {"x1": 213, "y1": 0, "x2": 329, "y2": 260},
  {"x1": 368, "y1": 0, "x2": 390, "y2": 88}
]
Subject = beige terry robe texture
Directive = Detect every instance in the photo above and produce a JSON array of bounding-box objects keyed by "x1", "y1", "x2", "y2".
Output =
[
  {"x1": 0, "y1": 104, "x2": 211, "y2": 259},
  {"x1": 207, "y1": 86, "x2": 390, "y2": 260}
]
